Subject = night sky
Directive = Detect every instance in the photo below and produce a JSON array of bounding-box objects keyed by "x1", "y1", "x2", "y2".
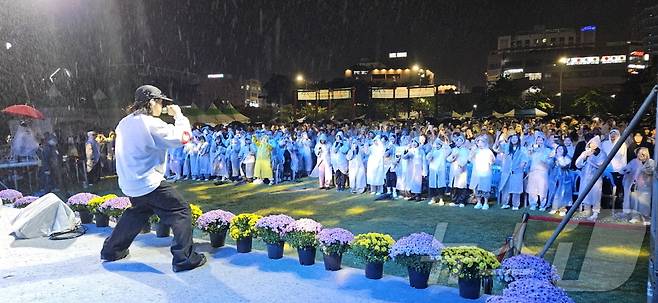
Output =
[{"x1": 0, "y1": 0, "x2": 638, "y2": 98}]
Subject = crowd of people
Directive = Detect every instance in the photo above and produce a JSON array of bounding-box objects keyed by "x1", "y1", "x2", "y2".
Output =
[
  {"x1": 3, "y1": 124, "x2": 117, "y2": 194},
  {"x1": 162, "y1": 117, "x2": 656, "y2": 225}
]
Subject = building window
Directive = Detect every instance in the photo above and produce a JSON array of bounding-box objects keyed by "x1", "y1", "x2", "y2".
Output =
[
  {"x1": 525, "y1": 73, "x2": 542, "y2": 81},
  {"x1": 559, "y1": 37, "x2": 565, "y2": 45},
  {"x1": 525, "y1": 40, "x2": 530, "y2": 46}
]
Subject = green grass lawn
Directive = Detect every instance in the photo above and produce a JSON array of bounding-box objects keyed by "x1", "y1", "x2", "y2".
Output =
[{"x1": 82, "y1": 176, "x2": 650, "y2": 303}]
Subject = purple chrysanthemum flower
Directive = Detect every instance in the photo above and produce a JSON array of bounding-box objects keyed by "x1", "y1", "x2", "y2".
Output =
[
  {"x1": 0, "y1": 189, "x2": 22, "y2": 203},
  {"x1": 496, "y1": 254, "x2": 560, "y2": 283},
  {"x1": 13, "y1": 196, "x2": 38, "y2": 208},
  {"x1": 389, "y1": 232, "x2": 444, "y2": 260},
  {"x1": 317, "y1": 228, "x2": 354, "y2": 247},
  {"x1": 256, "y1": 214, "x2": 295, "y2": 237},
  {"x1": 197, "y1": 209, "x2": 235, "y2": 232},
  {"x1": 67, "y1": 193, "x2": 99, "y2": 207}
]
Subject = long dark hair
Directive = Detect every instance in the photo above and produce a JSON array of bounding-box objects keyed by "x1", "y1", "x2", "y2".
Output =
[{"x1": 508, "y1": 134, "x2": 520, "y2": 154}]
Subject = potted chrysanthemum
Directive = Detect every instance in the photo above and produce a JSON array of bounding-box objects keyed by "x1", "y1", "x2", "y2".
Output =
[
  {"x1": 189, "y1": 203, "x2": 203, "y2": 227},
  {"x1": 390, "y1": 232, "x2": 444, "y2": 289},
  {"x1": 0, "y1": 189, "x2": 22, "y2": 205},
  {"x1": 67, "y1": 193, "x2": 99, "y2": 224},
  {"x1": 229, "y1": 213, "x2": 261, "y2": 253},
  {"x1": 255, "y1": 214, "x2": 295, "y2": 259},
  {"x1": 284, "y1": 218, "x2": 323, "y2": 266},
  {"x1": 317, "y1": 228, "x2": 354, "y2": 271},
  {"x1": 495, "y1": 254, "x2": 560, "y2": 284},
  {"x1": 13, "y1": 196, "x2": 38, "y2": 209},
  {"x1": 486, "y1": 278, "x2": 574, "y2": 303},
  {"x1": 350, "y1": 232, "x2": 395, "y2": 279},
  {"x1": 98, "y1": 196, "x2": 131, "y2": 227},
  {"x1": 197, "y1": 209, "x2": 235, "y2": 248},
  {"x1": 148, "y1": 215, "x2": 170, "y2": 236},
  {"x1": 88, "y1": 194, "x2": 118, "y2": 227},
  {"x1": 441, "y1": 246, "x2": 500, "y2": 299}
]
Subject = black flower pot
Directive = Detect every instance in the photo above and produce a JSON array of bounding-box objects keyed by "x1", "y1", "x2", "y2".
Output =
[
  {"x1": 209, "y1": 229, "x2": 228, "y2": 248},
  {"x1": 95, "y1": 213, "x2": 109, "y2": 227},
  {"x1": 323, "y1": 253, "x2": 342, "y2": 271},
  {"x1": 155, "y1": 223, "x2": 170, "y2": 238},
  {"x1": 407, "y1": 267, "x2": 431, "y2": 289},
  {"x1": 236, "y1": 236, "x2": 253, "y2": 253},
  {"x1": 297, "y1": 246, "x2": 316, "y2": 266},
  {"x1": 458, "y1": 277, "x2": 481, "y2": 299},
  {"x1": 266, "y1": 241, "x2": 285, "y2": 259},
  {"x1": 365, "y1": 262, "x2": 384, "y2": 279},
  {"x1": 78, "y1": 210, "x2": 93, "y2": 224}
]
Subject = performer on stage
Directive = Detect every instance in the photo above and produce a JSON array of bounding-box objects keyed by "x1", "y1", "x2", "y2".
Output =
[{"x1": 101, "y1": 85, "x2": 206, "y2": 272}]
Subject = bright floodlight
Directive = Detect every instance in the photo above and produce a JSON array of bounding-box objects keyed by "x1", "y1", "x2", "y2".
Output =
[
  {"x1": 296, "y1": 74, "x2": 304, "y2": 82},
  {"x1": 5, "y1": 42, "x2": 11, "y2": 50},
  {"x1": 207, "y1": 74, "x2": 224, "y2": 79},
  {"x1": 558, "y1": 57, "x2": 568, "y2": 64},
  {"x1": 412, "y1": 65, "x2": 420, "y2": 71}
]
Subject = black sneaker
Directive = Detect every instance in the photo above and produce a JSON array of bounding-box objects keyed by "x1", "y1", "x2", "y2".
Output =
[
  {"x1": 101, "y1": 249, "x2": 129, "y2": 262},
  {"x1": 172, "y1": 254, "x2": 207, "y2": 273}
]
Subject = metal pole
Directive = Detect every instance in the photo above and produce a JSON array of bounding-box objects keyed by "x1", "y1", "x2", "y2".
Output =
[
  {"x1": 539, "y1": 85, "x2": 658, "y2": 259},
  {"x1": 559, "y1": 66, "x2": 564, "y2": 114},
  {"x1": 650, "y1": 86, "x2": 658, "y2": 303}
]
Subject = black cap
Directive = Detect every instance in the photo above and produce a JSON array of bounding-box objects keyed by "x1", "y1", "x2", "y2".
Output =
[{"x1": 134, "y1": 85, "x2": 173, "y2": 105}]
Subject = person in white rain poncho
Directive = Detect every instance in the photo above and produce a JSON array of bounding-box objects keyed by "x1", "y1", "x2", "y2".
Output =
[
  {"x1": 526, "y1": 133, "x2": 553, "y2": 211},
  {"x1": 197, "y1": 136, "x2": 211, "y2": 181},
  {"x1": 404, "y1": 137, "x2": 425, "y2": 201},
  {"x1": 331, "y1": 132, "x2": 350, "y2": 191},
  {"x1": 426, "y1": 137, "x2": 451, "y2": 205},
  {"x1": 239, "y1": 137, "x2": 257, "y2": 181},
  {"x1": 396, "y1": 135, "x2": 411, "y2": 198},
  {"x1": 447, "y1": 133, "x2": 470, "y2": 207},
  {"x1": 211, "y1": 139, "x2": 229, "y2": 181},
  {"x1": 366, "y1": 135, "x2": 386, "y2": 195},
  {"x1": 314, "y1": 134, "x2": 333, "y2": 189},
  {"x1": 347, "y1": 138, "x2": 367, "y2": 193},
  {"x1": 621, "y1": 147, "x2": 655, "y2": 225},
  {"x1": 495, "y1": 132, "x2": 526, "y2": 210},
  {"x1": 228, "y1": 138, "x2": 242, "y2": 181},
  {"x1": 384, "y1": 134, "x2": 399, "y2": 199},
  {"x1": 549, "y1": 144, "x2": 573, "y2": 216},
  {"x1": 575, "y1": 135, "x2": 608, "y2": 221},
  {"x1": 469, "y1": 135, "x2": 496, "y2": 210},
  {"x1": 300, "y1": 132, "x2": 314, "y2": 176}
]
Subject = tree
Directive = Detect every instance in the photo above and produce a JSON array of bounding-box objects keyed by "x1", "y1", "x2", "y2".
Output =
[
  {"x1": 486, "y1": 76, "x2": 524, "y2": 111},
  {"x1": 572, "y1": 90, "x2": 611, "y2": 115},
  {"x1": 522, "y1": 90, "x2": 554, "y2": 111}
]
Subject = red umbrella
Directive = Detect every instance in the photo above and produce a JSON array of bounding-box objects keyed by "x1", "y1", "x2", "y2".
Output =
[{"x1": 2, "y1": 104, "x2": 45, "y2": 120}]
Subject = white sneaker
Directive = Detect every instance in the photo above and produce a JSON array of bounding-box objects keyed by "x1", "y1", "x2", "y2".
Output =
[
  {"x1": 643, "y1": 220, "x2": 651, "y2": 226},
  {"x1": 459, "y1": 203, "x2": 465, "y2": 208},
  {"x1": 539, "y1": 207, "x2": 546, "y2": 212},
  {"x1": 529, "y1": 206, "x2": 536, "y2": 211},
  {"x1": 449, "y1": 202, "x2": 456, "y2": 207},
  {"x1": 501, "y1": 205, "x2": 510, "y2": 209},
  {"x1": 512, "y1": 207, "x2": 519, "y2": 211},
  {"x1": 392, "y1": 192, "x2": 398, "y2": 199},
  {"x1": 428, "y1": 198, "x2": 436, "y2": 205},
  {"x1": 482, "y1": 203, "x2": 489, "y2": 210},
  {"x1": 253, "y1": 179, "x2": 263, "y2": 184},
  {"x1": 629, "y1": 217, "x2": 640, "y2": 224},
  {"x1": 548, "y1": 210, "x2": 558, "y2": 215},
  {"x1": 587, "y1": 213, "x2": 599, "y2": 221},
  {"x1": 474, "y1": 203, "x2": 482, "y2": 209},
  {"x1": 438, "y1": 198, "x2": 445, "y2": 206},
  {"x1": 559, "y1": 211, "x2": 566, "y2": 217},
  {"x1": 580, "y1": 210, "x2": 592, "y2": 217}
]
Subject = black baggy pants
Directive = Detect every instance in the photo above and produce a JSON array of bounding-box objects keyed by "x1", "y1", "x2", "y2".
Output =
[{"x1": 101, "y1": 181, "x2": 203, "y2": 268}]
